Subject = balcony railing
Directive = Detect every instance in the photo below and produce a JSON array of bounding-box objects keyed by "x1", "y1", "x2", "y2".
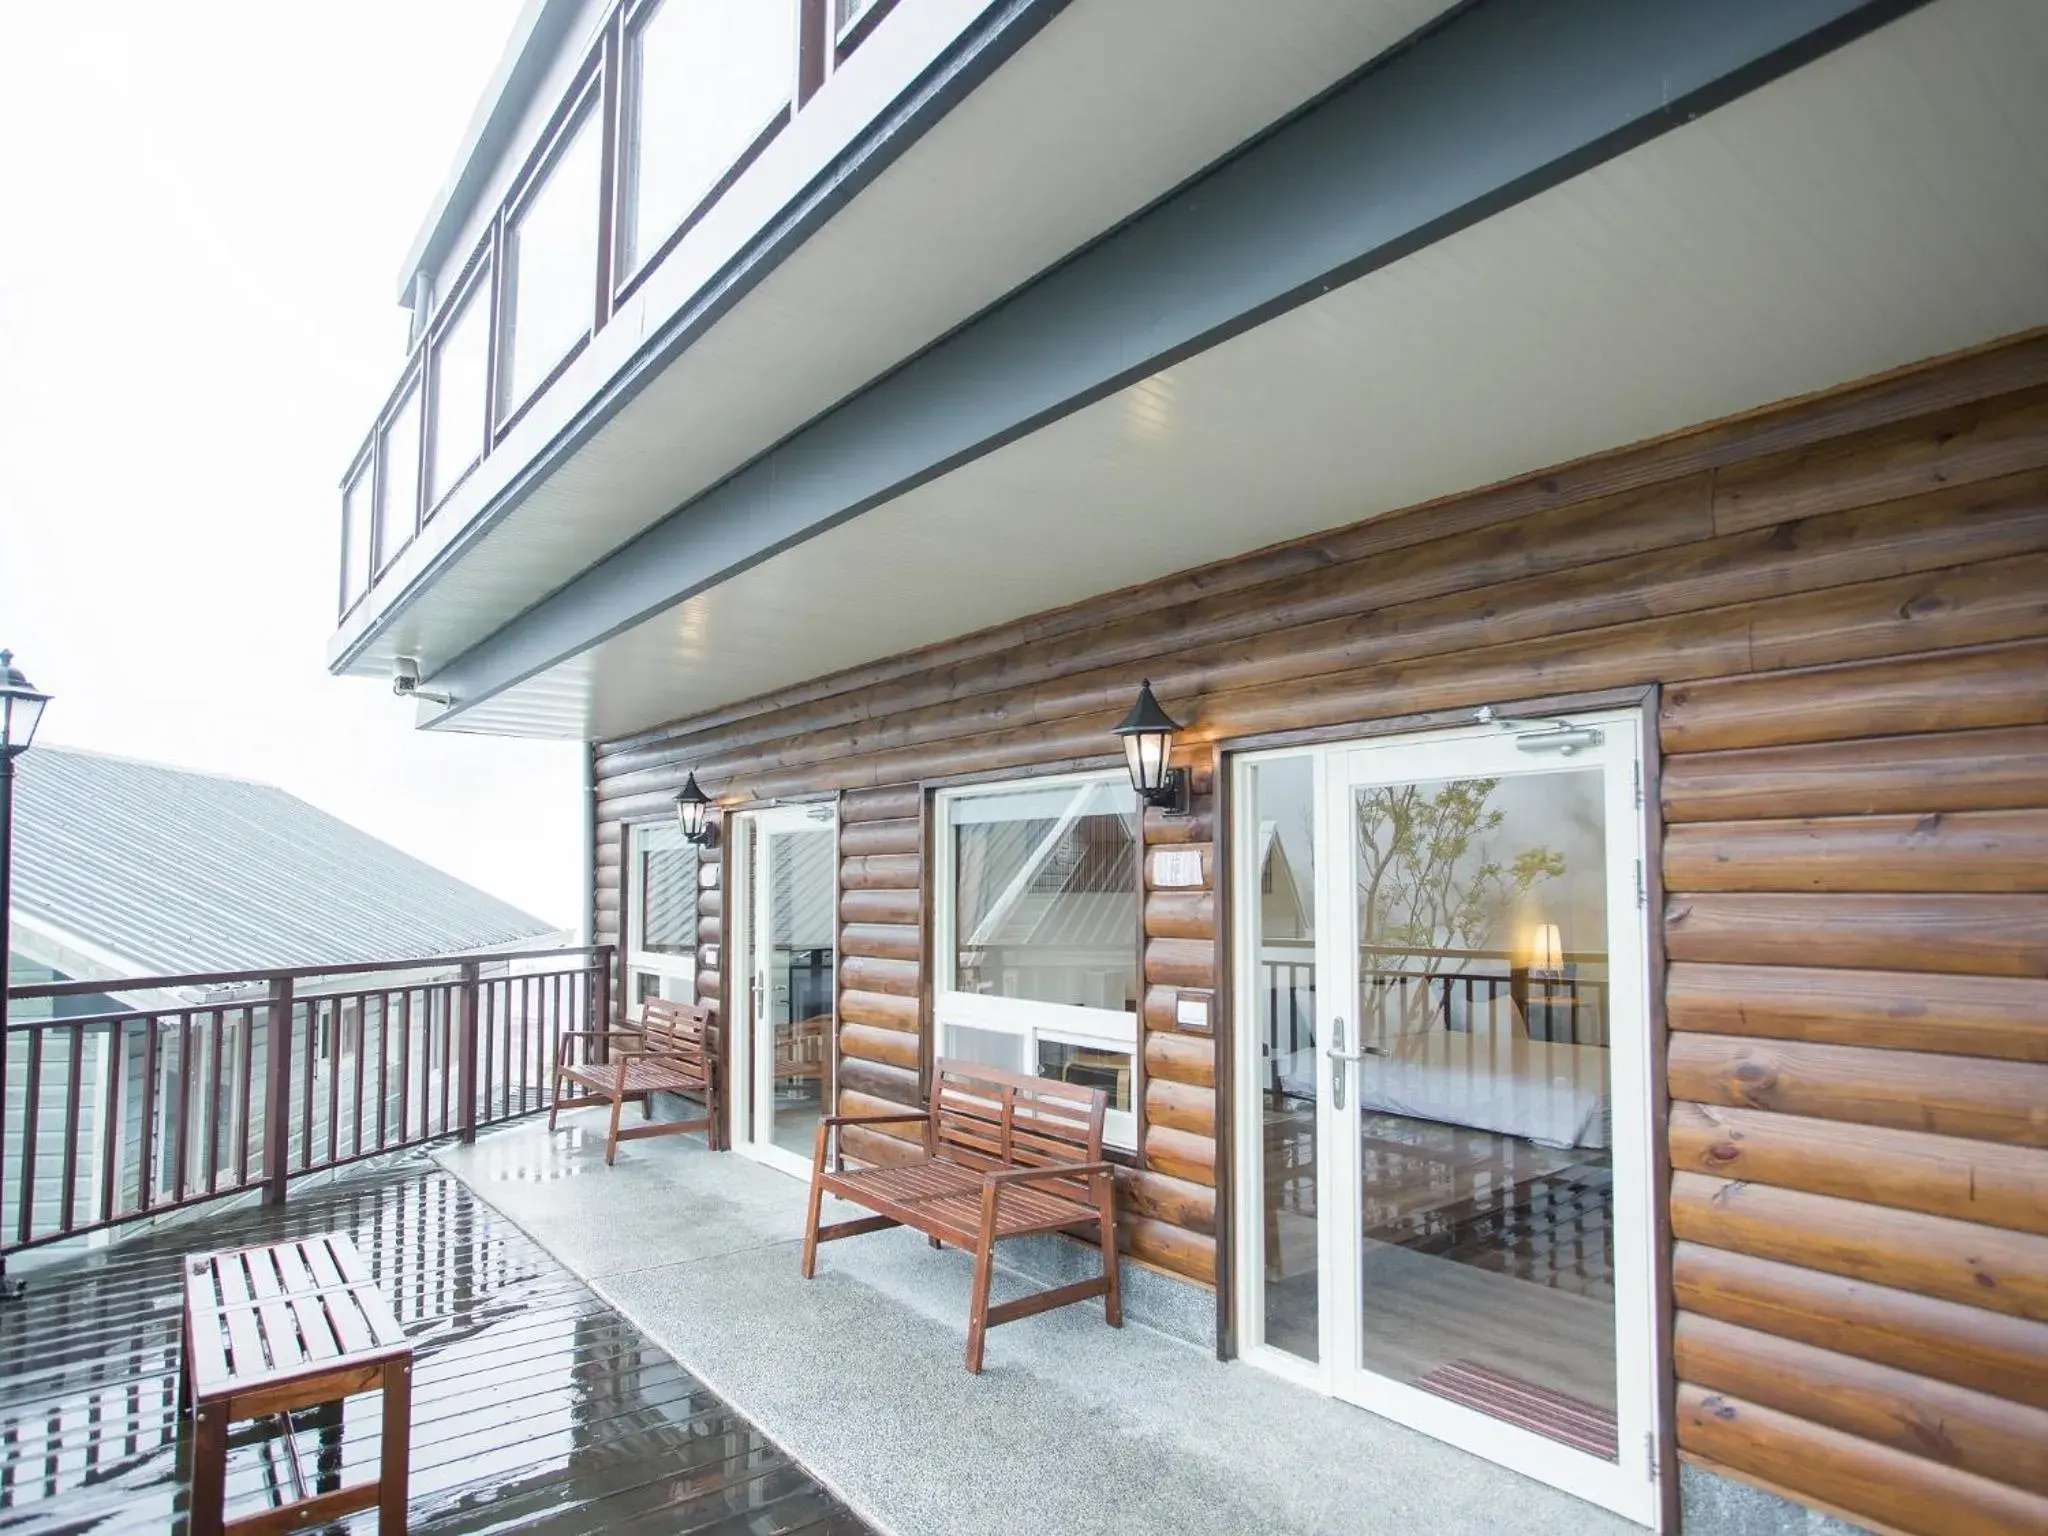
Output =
[
  {"x1": 2, "y1": 944, "x2": 613, "y2": 1258},
  {"x1": 338, "y1": 0, "x2": 900, "y2": 621}
]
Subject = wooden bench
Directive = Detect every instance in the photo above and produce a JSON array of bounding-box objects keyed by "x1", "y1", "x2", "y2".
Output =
[
  {"x1": 550, "y1": 997, "x2": 721, "y2": 1165},
  {"x1": 800, "y1": 1060, "x2": 1121, "y2": 1373},
  {"x1": 180, "y1": 1232, "x2": 411, "y2": 1535}
]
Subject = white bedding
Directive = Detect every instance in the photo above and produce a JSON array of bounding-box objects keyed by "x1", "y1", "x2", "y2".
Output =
[{"x1": 1278, "y1": 1030, "x2": 1611, "y2": 1149}]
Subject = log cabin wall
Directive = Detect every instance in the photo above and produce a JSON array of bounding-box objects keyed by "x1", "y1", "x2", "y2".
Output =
[{"x1": 589, "y1": 330, "x2": 2048, "y2": 1535}]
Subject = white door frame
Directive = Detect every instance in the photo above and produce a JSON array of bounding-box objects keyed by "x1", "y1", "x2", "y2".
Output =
[
  {"x1": 1230, "y1": 713, "x2": 1659, "y2": 1527},
  {"x1": 728, "y1": 803, "x2": 837, "y2": 1180}
]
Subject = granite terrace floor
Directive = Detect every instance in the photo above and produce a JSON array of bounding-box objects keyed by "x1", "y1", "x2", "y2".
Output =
[
  {"x1": 0, "y1": 1153, "x2": 869, "y2": 1534},
  {"x1": 436, "y1": 1114, "x2": 1644, "y2": 1536}
]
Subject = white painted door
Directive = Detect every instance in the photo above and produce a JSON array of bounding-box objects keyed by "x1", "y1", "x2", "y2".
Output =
[
  {"x1": 1233, "y1": 714, "x2": 1659, "y2": 1525},
  {"x1": 731, "y1": 803, "x2": 838, "y2": 1178}
]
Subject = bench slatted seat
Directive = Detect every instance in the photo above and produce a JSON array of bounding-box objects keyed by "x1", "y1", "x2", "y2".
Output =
[
  {"x1": 550, "y1": 997, "x2": 721, "y2": 1165},
  {"x1": 801, "y1": 1060, "x2": 1121, "y2": 1373}
]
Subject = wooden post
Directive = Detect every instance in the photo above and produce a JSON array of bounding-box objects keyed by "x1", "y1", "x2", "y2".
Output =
[
  {"x1": 594, "y1": 944, "x2": 614, "y2": 1064},
  {"x1": 456, "y1": 962, "x2": 480, "y2": 1145},
  {"x1": 262, "y1": 978, "x2": 293, "y2": 1207}
]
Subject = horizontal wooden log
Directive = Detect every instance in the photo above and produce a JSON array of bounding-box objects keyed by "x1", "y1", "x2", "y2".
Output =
[
  {"x1": 1670, "y1": 1171, "x2": 2048, "y2": 1322},
  {"x1": 1143, "y1": 1079, "x2": 1216, "y2": 1138},
  {"x1": 1115, "y1": 1167, "x2": 1216, "y2": 1235},
  {"x1": 840, "y1": 888, "x2": 920, "y2": 926},
  {"x1": 839, "y1": 784, "x2": 922, "y2": 824},
  {"x1": 1663, "y1": 893, "x2": 2048, "y2": 978},
  {"x1": 598, "y1": 472, "x2": 2048, "y2": 800},
  {"x1": 839, "y1": 954, "x2": 920, "y2": 997},
  {"x1": 1144, "y1": 807, "x2": 1213, "y2": 847},
  {"x1": 838, "y1": 923, "x2": 920, "y2": 962},
  {"x1": 1146, "y1": 844, "x2": 1215, "y2": 890},
  {"x1": 1660, "y1": 637, "x2": 2048, "y2": 754},
  {"x1": 1145, "y1": 938, "x2": 1214, "y2": 989},
  {"x1": 1676, "y1": 1383, "x2": 2048, "y2": 1536},
  {"x1": 1143, "y1": 1125, "x2": 1216, "y2": 1187},
  {"x1": 837, "y1": 1056, "x2": 920, "y2": 1107},
  {"x1": 1668, "y1": 1034, "x2": 2048, "y2": 1147},
  {"x1": 696, "y1": 913, "x2": 720, "y2": 946},
  {"x1": 1144, "y1": 891, "x2": 1215, "y2": 941},
  {"x1": 1144, "y1": 1028, "x2": 1216, "y2": 1088},
  {"x1": 1661, "y1": 725, "x2": 2048, "y2": 824},
  {"x1": 1712, "y1": 383, "x2": 2048, "y2": 536},
  {"x1": 1665, "y1": 810, "x2": 2048, "y2": 894},
  {"x1": 1673, "y1": 1241, "x2": 2048, "y2": 1409},
  {"x1": 838, "y1": 817, "x2": 920, "y2": 857},
  {"x1": 840, "y1": 853, "x2": 921, "y2": 891},
  {"x1": 695, "y1": 969, "x2": 720, "y2": 1002},
  {"x1": 839, "y1": 989, "x2": 920, "y2": 1032},
  {"x1": 1677, "y1": 1311, "x2": 2048, "y2": 1500},
  {"x1": 1120, "y1": 1213, "x2": 1217, "y2": 1287},
  {"x1": 1667, "y1": 962, "x2": 2048, "y2": 1062},
  {"x1": 838, "y1": 1021, "x2": 920, "y2": 1072},
  {"x1": 840, "y1": 1124, "x2": 928, "y2": 1168},
  {"x1": 1670, "y1": 1102, "x2": 2048, "y2": 1234},
  {"x1": 838, "y1": 1087, "x2": 926, "y2": 1129}
]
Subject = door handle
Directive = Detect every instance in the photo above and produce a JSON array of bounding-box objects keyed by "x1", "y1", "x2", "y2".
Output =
[{"x1": 1325, "y1": 1015, "x2": 1367, "y2": 1110}]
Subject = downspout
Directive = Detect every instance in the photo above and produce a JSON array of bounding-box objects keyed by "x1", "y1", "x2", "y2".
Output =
[{"x1": 580, "y1": 742, "x2": 598, "y2": 950}]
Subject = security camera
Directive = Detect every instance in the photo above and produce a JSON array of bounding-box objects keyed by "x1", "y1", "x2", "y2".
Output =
[{"x1": 390, "y1": 657, "x2": 452, "y2": 707}]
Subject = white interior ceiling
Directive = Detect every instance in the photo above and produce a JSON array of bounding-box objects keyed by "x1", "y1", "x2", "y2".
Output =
[
  {"x1": 347, "y1": 0, "x2": 1458, "y2": 678},
  {"x1": 449, "y1": 0, "x2": 2048, "y2": 741}
]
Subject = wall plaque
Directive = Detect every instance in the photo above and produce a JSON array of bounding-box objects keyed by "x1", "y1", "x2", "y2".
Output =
[
  {"x1": 1153, "y1": 849, "x2": 1204, "y2": 889},
  {"x1": 1175, "y1": 989, "x2": 1213, "y2": 1034}
]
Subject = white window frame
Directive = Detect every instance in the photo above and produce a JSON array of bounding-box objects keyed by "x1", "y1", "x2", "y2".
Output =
[
  {"x1": 624, "y1": 821, "x2": 697, "y2": 1010},
  {"x1": 932, "y1": 769, "x2": 1141, "y2": 1149}
]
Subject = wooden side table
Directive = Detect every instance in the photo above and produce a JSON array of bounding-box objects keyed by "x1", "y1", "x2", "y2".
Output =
[{"x1": 180, "y1": 1232, "x2": 412, "y2": 1535}]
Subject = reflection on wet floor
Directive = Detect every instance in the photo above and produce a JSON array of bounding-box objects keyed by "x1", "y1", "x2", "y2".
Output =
[{"x1": 0, "y1": 1148, "x2": 869, "y2": 1534}]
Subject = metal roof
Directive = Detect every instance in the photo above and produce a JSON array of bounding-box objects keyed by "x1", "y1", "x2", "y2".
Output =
[{"x1": 9, "y1": 747, "x2": 552, "y2": 976}]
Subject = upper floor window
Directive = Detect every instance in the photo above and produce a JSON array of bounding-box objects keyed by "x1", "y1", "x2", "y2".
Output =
[
  {"x1": 426, "y1": 264, "x2": 490, "y2": 513},
  {"x1": 498, "y1": 97, "x2": 602, "y2": 423},
  {"x1": 340, "y1": 464, "x2": 373, "y2": 611},
  {"x1": 835, "y1": 0, "x2": 879, "y2": 35},
  {"x1": 374, "y1": 377, "x2": 422, "y2": 573},
  {"x1": 619, "y1": 0, "x2": 793, "y2": 283},
  {"x1": 935, "y1": 773, "x2": 1140, "y2": 1147},
  {"x1": 627, "y1": 820, "x2": 699, "y2": 1008}
]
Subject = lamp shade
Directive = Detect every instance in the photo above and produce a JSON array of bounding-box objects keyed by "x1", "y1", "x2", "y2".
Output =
[
  {"x1": 1113, "y1": 679, "x2": 1181, "y2": 799},
  {"x1": 673, "y1": 772, "x2": 714, "y2": 845},
  {"x1": 0, "y1": 651, "x2": 49, "y2": 757},
  {"x1": 1528, "y1": 922, "x2": 1564, "y2": 973}
]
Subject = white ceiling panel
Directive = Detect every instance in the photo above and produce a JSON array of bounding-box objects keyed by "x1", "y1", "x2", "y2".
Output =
[{"x1": 449, "y1": 0, "x2": 2048, "y2": 741}]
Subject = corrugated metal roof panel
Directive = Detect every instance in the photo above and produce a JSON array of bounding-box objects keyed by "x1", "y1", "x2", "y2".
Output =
[{"x1": 10, "y1": 748, "x2": 551, "y2": 976}]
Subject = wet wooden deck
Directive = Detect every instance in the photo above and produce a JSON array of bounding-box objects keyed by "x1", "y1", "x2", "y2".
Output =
[{"x1": 0, "y1": 1155, "x2": 870, "y2": 1534}]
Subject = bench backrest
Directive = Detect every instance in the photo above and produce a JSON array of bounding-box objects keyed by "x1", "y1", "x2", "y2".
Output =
[
  {"x1": 927, "y1": 1060, "x2": 1105, "y2": 1194},
  {"x1": 639, "y1": 998, "x2": 717, "y2": 1076}
]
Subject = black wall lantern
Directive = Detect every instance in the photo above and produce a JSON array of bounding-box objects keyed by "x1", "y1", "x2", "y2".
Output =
[
  {"x1": 673, "y1": 772, "x2": 718, "y2": 847},
  {"x1": 1114, "y1": 679, "x2": 1189, "y2": 815}
]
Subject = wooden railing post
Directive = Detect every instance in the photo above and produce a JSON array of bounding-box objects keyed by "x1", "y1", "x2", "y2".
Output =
[
  {"x1": 262, "y1": 978, "x2": 294, "y2": 1207},
  {"x1": 594, "y1": 945, "x2": 614, "y2": 1064},
  {"x1": 456, "y1": 962, "x2": 480, "y2": 1145}
]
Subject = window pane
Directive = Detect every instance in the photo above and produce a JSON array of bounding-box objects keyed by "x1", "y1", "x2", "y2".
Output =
[
  {"x1": 427, "y1": 276, "x2": 489, "y2": 510},
  {"x1": 634, "y1": 822, "x2": 698, "y2": 956},
  {"x1": 375, "y1": 381, "x2": 421, "y2": 572},
  {"x1": 836, "y1": 0, "x2": 877, "y2": 33},
  {"x1": 620, "y1": 0, "x2": 792, "y2": 276},
  {"x1": 499, "y1": 105, "x2": 600, "y2": 418},
  {"x1": 1037, "y1": 1039, "x2": 1132, "y2": 1113},
  {"x1": 951, "y1": 780, "x2": 1138, "y2": 1013},
  {"x1": 341, "y1": 467, "x2": 373, "y2": 607}
]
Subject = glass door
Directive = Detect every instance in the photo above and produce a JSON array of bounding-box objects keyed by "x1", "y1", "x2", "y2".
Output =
[
  {"x1": 732, "y1": 803, "x2": 838, "y2": 1177},
  {"x1": 1234, "y1": 715, "x2": 1657, "y2": 1525}
]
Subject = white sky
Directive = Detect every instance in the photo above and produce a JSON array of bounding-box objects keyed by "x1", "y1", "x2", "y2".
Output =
[{"x1": 0, "y1": 2, "x2": 585, "y2": 929}]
